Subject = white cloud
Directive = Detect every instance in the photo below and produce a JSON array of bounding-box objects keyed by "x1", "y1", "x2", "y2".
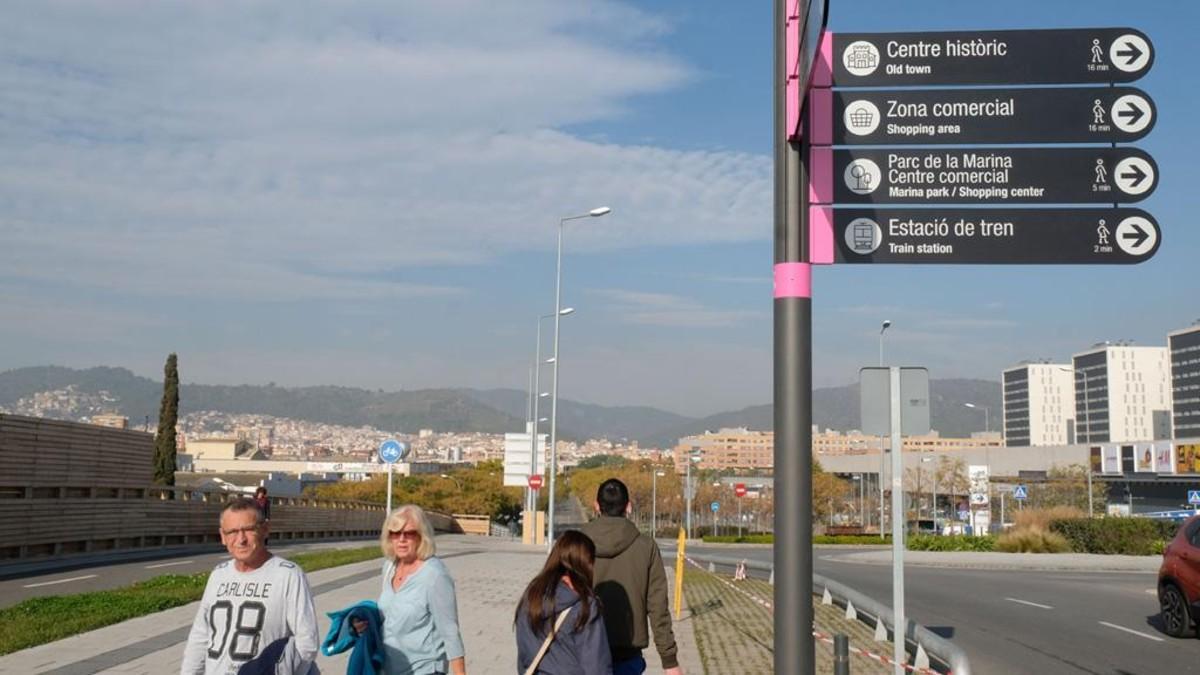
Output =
[
  {"x1": 590, "y1": 288, "x2": 764, "y2": 328},
  {"x1": 0, "y1": 1, "x2": 771, "y2": 304}
]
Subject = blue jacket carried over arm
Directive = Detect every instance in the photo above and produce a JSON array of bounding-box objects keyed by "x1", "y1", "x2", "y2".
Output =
[{"x1": 323, "y1": 601, "x2": 385, "y2": 675}]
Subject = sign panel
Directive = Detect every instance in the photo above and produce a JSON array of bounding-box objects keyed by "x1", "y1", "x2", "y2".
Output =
[
  {"x1": 833, "y1": 28, "x2": 1153, "y2": 86},
  {"x1": 711, "y1": 501, "x2": 720, "y2": 513},
  {"x1": 1135, "y1": 442, "x2": 1155, "y2": 472},
  {"x1": 831, "y1": 208, "x2": 1159, "y2": 265},
  {"x1": 969, "y1": 465, "x2": 990, "y2": 506},
  {"x1": 528, "y1": 474, "x2": 543, "y2": 490},
  {"x1": 830, "y1": 86, "x2": 1154, "y2": 145},
  {"x1": 1177, "y1": 444, "x2": 1200, "y2": 474},
  {"x1": 734, "y1": 483, "x2": 747, "y2": 498},
  {"x1": 859, "y1": 367, "x2": 931, "y2": 436},
  {"x1": 1154, "y1": 442, "x2": 1175, "y2": 474},
  {"x1": 1013, "y1": 485, "x2": 1028, "y2": 501},
  {"x1": 824, "y1": 148, "x2": 1156, "y2": 204},
  {"x1": 1189, "y1": 490, "x2": 1200, "y2": 506},
  {"x1": 379, "y1": 439, "x2": 407, "y2": 464}
]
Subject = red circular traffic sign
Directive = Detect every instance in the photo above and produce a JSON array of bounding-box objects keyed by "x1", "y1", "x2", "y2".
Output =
[
  {"x1": 734, "y1": 483, "x2": 747, "y2": 498},
  {"x1": 528, "y1": 475, "x2": 544, "y2": 490}
]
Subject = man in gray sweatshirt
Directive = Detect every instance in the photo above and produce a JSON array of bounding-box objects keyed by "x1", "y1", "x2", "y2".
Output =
[
  {"x1": 181, "y1": 497, "x2": 319, "y2": 675},
  {"x1": 581, "y1": 479, "x2": 683, "y2": 675}
]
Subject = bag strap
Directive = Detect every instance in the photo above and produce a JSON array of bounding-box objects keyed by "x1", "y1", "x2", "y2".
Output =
[{"x1": 523, "y1": 608, "x2": 572, "y2": 675}]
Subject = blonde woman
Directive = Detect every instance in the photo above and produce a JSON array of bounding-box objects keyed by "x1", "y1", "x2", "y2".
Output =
[{"x1": 369, "y1": 505, "x2": 466, "y2": 675}]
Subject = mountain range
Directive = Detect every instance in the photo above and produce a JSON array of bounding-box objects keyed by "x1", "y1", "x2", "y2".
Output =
[{"x1": 0, "y1": 366, "x2": 1001, "y2": 447}]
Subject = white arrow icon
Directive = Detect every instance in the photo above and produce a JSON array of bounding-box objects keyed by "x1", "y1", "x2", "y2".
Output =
[
  {"x1": 1115, "y1": 216, "x2": 1156, "y2": 256},
  {"x1": 1114, "y1": 157, "x2": 1155, "y2": 196},
  {"x1": 1110, "y1": 34, "x2": 1151, "y2": 73},
  {"x1": 1111, "y1": 94, "x2": 1153, "y2": 134}
]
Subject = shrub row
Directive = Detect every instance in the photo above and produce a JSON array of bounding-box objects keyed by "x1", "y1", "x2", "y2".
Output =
[
  {"x1": 700, "y1": 534, "x2": 893, "y2": 545},
  {"x1": 1049, "y1": 518, "x2": 1178, "y2": 555},
  {"x1": 907, "y1": 535, "x2": 996, "y2": 552}
]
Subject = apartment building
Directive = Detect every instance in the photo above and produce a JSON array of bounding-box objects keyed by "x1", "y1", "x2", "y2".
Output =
[
  {"x1": 674, "y1": 428, "x2": 773, "y2": 472},
  {"x1": 1002, "y1": 362, "x2": 1075, "y2": 447},
  {"x1": 675, "y1": 428, "x2": 1002, "y2": 472},
  {"x1": 1169, "y1": 323, "x2": 1200, "y2": 440},
  {"x1": 1072, "y1": 343, "x2": 1170, "y2": 443}
]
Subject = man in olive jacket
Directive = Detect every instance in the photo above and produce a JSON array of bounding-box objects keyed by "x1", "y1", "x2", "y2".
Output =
[{"x1": 581, "y1": 478, "x2": 683, "y2": 675}]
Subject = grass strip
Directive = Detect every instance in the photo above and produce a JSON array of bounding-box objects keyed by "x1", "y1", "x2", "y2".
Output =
[{"x1": 0, "y1": 546, "x2": 378, "y2": 656}]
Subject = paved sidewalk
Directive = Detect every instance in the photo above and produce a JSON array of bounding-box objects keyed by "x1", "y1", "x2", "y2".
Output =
[{"x1": 0, "y1": 536, "x2": 702, "y2": 674}]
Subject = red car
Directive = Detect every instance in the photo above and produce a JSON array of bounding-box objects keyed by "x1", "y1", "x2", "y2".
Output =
[{"x1": 1159, "y1": 514, "x2": 1200, "y2": 637}]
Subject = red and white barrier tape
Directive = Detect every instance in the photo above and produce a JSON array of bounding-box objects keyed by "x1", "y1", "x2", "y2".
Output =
[{"x1": 683, "y1": 556, "x2": 945, "y2": 675}]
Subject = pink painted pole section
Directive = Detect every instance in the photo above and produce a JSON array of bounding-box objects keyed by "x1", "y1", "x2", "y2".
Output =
[
  {"x1": 808, "y1": 206, "x2": 834, "y2": 265},
  {"x1": 785, "y1": 5, "x2": 800, "y2": 138},
  {"x1": 808, "y1": 88, "x2": 833, "y2": 146},
  {"x1": 808, "y1": 147, "x2": 833, "y2": 204},
  {"x1": 773, "y1": 262, "x2": 811, "y2": 299}
]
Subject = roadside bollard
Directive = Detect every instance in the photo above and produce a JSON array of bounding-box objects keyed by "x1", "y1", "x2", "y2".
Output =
[{"x1": 833, "y1": 633, "x2": 850, "y2": 675}]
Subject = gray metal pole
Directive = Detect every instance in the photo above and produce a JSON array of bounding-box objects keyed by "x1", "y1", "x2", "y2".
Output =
[
  {"x1": 530, "y1": 318, "x2": 546, "y2": 516},
  {"x1": 526, "y1": 365, "x2": 534, "y2": 514},
  {"x1": 387, "y1": 463, "x2": 394, "y2": 515},
  {"x1": 775, "y1": 0, "x2": 813, "y2": 670},
  {"x1": 880, "y1": 437, "x2": 887, "y2": 537},
  {"x1": 890, "y1": 367, "x2": 906, "y2": 674},
  {"x1": 685, "y1": 461, "x2": 690, "y2": 539},
  {"x1": 833, "y1": 634, "x2": 850, "y2": 675},
  {"x1": 652, "y1": 471, "x2": 657, "y2": 538},
  {"x1": 547, "y1": 222, "x2": 564, "y2": 551}
]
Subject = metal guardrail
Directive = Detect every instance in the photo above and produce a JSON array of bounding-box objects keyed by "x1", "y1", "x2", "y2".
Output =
[{"x1": 684, "y1": 552, "x2": 971, "y2": 675}]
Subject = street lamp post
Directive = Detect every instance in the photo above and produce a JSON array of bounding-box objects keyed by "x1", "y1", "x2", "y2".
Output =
[
  {"x1": 878, "y1": 319, "x2": 892, "y2": 536},
  {"x1": 652, "y1": 469, "x2": 666, "y2": 538},
  {"x1": 921, "y1": 456, "x2": 935, "y2": 531},
  {"x1": 530, "y1": 309, "x2": 573, "y2": 516},
  {"x1": 439, "y1": 474, "x2": 462, "y2": 491},
  {"x1": 964, "y1": 402, "x2": 990, "y2": 434},
  {"x1": 685, "y1": 452, "x2": 700, "y2": 539},
  {"x1": 547, "y1": 206, "x2": 611, "y2": 550}
]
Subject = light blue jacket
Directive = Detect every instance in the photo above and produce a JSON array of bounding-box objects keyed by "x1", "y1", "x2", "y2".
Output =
[{"x1": 377, "y1": 557, "x2": 465, "y2": 675}]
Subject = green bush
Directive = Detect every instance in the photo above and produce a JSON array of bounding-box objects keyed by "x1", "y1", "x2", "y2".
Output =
[
  {"x1": 1049, "y1": 518, "x2": 1177, "y2": 555},
  {"x1": 995, "y1": 528, "x2": 1072, "y2": 553},
  {"x1": 700, "y1": 534, "x2": 892, "y2": 545},
  {"x1": 907, "y1": 535, "x2": 996, "y2": 552}
]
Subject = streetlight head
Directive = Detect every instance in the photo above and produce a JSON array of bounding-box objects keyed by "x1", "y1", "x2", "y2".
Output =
[
  {"x1": 539, "y1": 392, "x2": 550, "y2": 398},
  {"x1": 964, "y1": 403, "x2": 977, "y2": 409},
  {"x1": 545, "y1": 357, "x2": 556, "y2": 364},
  {"x1": 656, "y1": 471, "x2": 666, "y2": 476},
  {"x1": 881, "y1": 320, "x2": 892, "y2": 332},
  {"x1": 589, "y1": 207, "x2": 612, "y2": 217},
  {"x1": 559, "y1": 307, "x2": 575, "y2": 316},
  {"x1": 439, "y1": 474, "x2": 449, "y2": 479}
]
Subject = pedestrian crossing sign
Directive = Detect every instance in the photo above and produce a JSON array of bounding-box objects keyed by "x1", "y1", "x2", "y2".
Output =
[
  {"x1": 1188, "y1": 490, "x2": 1200, "y2": 506},
  {"x1": 1013, "y1": 485, "x2": 1029, "y2": 501}
]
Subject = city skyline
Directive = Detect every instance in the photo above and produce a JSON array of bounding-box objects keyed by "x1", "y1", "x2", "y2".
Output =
[{"x1": 1, "y1": 1, "x2": 1195, "y2": 417}]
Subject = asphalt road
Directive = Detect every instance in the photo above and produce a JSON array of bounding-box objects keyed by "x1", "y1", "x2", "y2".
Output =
[
  {"x1": 664, "y1": 544, "x2": 1197, "y2": 675},
  {"x1": 0, "y1": 538, "x2": 376, "y2": 608}
]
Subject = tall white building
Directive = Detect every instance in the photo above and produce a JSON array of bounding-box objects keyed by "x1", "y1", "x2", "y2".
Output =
[
  {"x1": 1169, "y1": 323, "x2": 1200, "y2": 440},
  {"x1": 1002, "y1": 362, "x2": 1075, "y2": 447},
  {"x1": 1072, "y1": 344, "x2": 1171, "y2": 443}
]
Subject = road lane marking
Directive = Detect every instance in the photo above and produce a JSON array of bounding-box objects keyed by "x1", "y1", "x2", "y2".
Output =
[
  {"x1": 1005, "y1": 597, "x2": 1053, "y2": 609},
  {"x1": 1145, "y1": 589, "x2": 1157, "y2": 595},
  {"x1": 23, "y1": 574, "x2": 98, "y2": 588},
  {"x1": 145, "y1": 560, "x2": 195, "y2": 569},
  {"x1": 1099, "y1": 621, "x2": 1164, "y2": 642}
]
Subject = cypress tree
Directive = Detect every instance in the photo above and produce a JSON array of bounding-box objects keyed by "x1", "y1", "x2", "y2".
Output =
[{"x1": 153, "y1": 353, "x2": 179, "y2": 486}]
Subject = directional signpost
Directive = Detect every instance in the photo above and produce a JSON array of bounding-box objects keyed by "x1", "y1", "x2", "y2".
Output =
[
  {"x1": 815, "y1": 147, "x2": 1156, "y2": 204},
  {"x1": 379, "y1": 439, "x2": 409, "y2": 514},
  {"x1": 833, "y1": 28, "x2": 1153, "y2": 86},
  {"x1": 734, "y1": 484, "x2": 747, "y2": 537},
  {"x1": 798, "y1": 22, "x2": 1160, "y2": 674},
  {"x1": 825, "y1": 86, "x2": 1154, "y2": 145},
  {"x1": 823, "y1": 208, "x2": 1159, "y2": 264}
]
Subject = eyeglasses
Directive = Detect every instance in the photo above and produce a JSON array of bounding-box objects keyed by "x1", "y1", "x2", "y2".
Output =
[
  {"x1": 388, "y1": 529, "x2": 421, "y2": 541},
  {"x1": 221, "y1": 525, "x2": 261, "y2": 537}
]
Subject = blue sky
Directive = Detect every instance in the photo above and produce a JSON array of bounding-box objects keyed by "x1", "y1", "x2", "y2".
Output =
[{"x1": 0, "y1": 1, "x2": 1194, "y2": 417}]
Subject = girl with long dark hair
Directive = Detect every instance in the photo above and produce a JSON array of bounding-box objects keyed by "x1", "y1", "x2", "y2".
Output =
[{"x1": 514, "y1": 530, "x2": 612, "y2": 675}]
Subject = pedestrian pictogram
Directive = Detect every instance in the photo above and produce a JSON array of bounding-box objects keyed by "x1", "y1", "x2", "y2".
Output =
[
  {"x1": 1188, "y1": 490, "x2": 1200, "y2": 506},
  {"x1": 1013, "y1": 485, "x2": 1029, "y2": 501}
]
